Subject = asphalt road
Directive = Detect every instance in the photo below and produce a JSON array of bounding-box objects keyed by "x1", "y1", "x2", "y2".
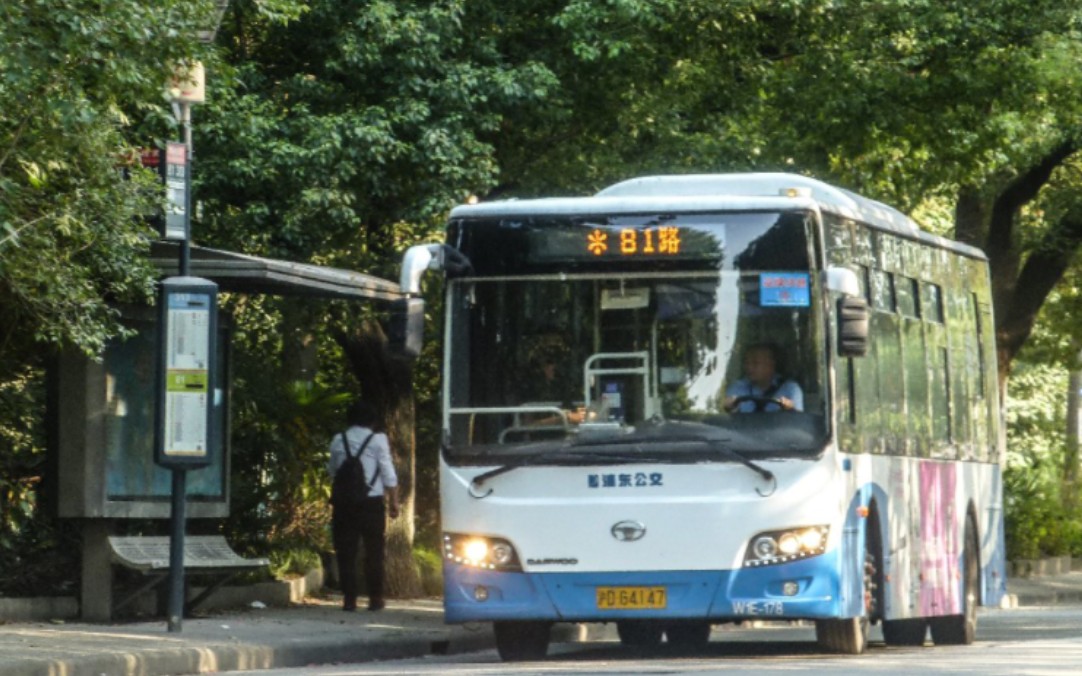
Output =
[{"x1": 220, "y1": 605, "x2": 1082, "y2": 675}]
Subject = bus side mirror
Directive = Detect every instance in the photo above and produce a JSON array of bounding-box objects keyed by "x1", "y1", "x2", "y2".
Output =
[
  {"x1": 388, "y1": 298, "x2": 425, "y2": 359},
  {"x1": 838, "y1": 296, "x2": 869, "y2": 358},
  {"x1": 824, "y1": 266, "x2": 861, "y2": 296}
]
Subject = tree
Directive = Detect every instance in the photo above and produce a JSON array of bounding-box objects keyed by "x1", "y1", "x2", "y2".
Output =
[
  {"x1": 199, "y1": 0, "x2": 557, "y2": 596},
  {"x1": 196, "y1": 0, "x2": 1082, "y2": 581},
  {"x1": 742, "y1": 0, "x2": 1082, "y2": 387},
  {"x1": 463, "y1": 1, "x2": 1082, "y2": 388},
  {"x1": 0, "y1": 0, "x2": 216, "y2": 592},
  {"x1": 0, "y1": 0, "x2": 215, "y2": 374}
]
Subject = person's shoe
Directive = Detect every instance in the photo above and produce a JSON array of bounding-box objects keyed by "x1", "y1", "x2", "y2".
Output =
[
  {"x1": 367, "y1": 599, "x2": 385, "y2": 612},
  {"x1": 343, "y1": 597, "x2": 357, "y2": 611}
]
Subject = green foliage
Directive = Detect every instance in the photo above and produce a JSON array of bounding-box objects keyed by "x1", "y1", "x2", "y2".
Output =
[
  {"x1": 1003, "y1": 360, "x2": 1082, "y2": 559},
  {"x1": 269, "y1": 547, "x2": 321, "y2": 579},
  {"x1": 6, "y1": 0, "x2": 1082, "y2": 595},
  {"x1": 412, "y1": 545, "x2": 444, "y2": 598},
  {"x1": 222, "y1": 297, "x2": 351, "y2": 558},
  {"x1": 0, "y1": 366, "x2": 44, "y2": 535},
  {"x1": 0, "y1": 0, "x2": 216, "y2": 375},
  {"x1": 199, "y1": 0, "x2": 557, "y2": 276},
  {"x1": 0, "y1": 364, "x2": 84, "y2": 596}
]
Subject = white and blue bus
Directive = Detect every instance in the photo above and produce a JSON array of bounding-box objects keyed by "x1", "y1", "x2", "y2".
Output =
[{"x1": 399, "y1": 173, "x2": 1007, "y2": 661}]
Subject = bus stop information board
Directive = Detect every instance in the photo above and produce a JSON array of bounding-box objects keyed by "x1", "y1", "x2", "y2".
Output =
[
  {"x1": 156, "y1": 277, "x2": 217, "y2": 468},
  {"x1": 163, "y1": 142, "x2": 189, "y2": 241}
]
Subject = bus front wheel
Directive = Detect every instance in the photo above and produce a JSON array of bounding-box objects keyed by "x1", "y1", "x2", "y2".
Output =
[
  {"x1": 493, "y1": 621, "x2": 551, "y2": 662},
  {"x1": 815, "y1": 617, "x2": 867, "y2": 655},
  {"x1": 816, "y1": 520, "x2": 878, "y2": 655}
]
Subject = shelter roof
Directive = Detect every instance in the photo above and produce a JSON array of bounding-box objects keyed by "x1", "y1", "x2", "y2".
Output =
[{"x1": 150, "y1": 242, "x2": 403, "y2": 304}]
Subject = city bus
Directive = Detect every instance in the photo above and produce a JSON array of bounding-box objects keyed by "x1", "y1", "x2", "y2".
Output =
[{"x1": 397, "y1": 173, "x2": 1007, "y2": 661}]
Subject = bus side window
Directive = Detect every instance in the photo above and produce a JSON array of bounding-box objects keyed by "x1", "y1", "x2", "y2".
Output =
[
  {"x1": 859, "y1": 266, "x2": 872, "y2": 304},
  {"x1": 870, "y1": 269, "x2": 894, "y2": 313},
  {"x1": 922, "y1": 282, "x2": 944, "y2": 324},
  {"x1": 896, "y1": 276, "x2": 919, "y2": 319}
]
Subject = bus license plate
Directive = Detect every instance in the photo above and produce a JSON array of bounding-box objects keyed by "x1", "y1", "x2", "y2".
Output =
[{"x1": 596, "y1": 586, "x2": 667, "y2": 610}]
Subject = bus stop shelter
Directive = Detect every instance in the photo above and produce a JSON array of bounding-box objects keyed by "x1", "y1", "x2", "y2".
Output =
[{"x1": 57, "y1": 243, "x2": 404, "y2": 620}]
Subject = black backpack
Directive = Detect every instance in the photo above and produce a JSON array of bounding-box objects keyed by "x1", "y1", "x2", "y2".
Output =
[{"x1": 331, "y1": 431, "x2": 379, "y2": 509}]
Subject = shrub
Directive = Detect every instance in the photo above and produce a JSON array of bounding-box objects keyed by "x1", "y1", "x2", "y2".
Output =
[{"x1": 1004, "y1": 362, "x2": 1082, "y2": 560}]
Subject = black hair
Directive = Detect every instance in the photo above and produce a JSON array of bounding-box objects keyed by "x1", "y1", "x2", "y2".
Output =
[
  {"x1": 346, "y1": 399, "x2": 380, "y2": 429},
  {"x1": 745, "y1": 342, "x2": 785, "y2": 374}
]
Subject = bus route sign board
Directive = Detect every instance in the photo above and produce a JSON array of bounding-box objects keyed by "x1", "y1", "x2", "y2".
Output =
[
  {"x1": 760, "y1": 272, "x2": 810, "y2": 307},
  {"x1": 155, "y1": 277, "x2": 217, "y2": 469},
  {"x1": 162, "y1": 142, "x2": 189, "y2": 241}
]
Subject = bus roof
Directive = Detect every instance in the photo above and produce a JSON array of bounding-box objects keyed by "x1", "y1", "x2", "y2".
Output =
[{"x1": 449, "y1": 173, "x2": 986, "y2": 260}]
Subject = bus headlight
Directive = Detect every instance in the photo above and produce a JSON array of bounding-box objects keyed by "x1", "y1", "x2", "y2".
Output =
[
  {"x1": 743, "y1": 526, "x2": 829, "y2": 567},
  {"x1": 443, "y1": 532, "x2": 522, "y2": 571},
  {"x1": 463, "y1": 539, "x2": 489, "y2": 563}
]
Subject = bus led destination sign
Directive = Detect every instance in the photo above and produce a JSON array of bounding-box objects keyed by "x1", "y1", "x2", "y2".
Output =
[
  {"x1": 586, "y1": 226, "x2": 682, "y2": 257},
  {"x1": 456, "y1": 216, "x2": 734, "y2": 273}
]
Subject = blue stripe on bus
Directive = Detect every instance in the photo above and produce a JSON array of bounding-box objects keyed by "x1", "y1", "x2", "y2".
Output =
[{"x1": 443, "y1": 551, "x2": 845, "y2": 623}]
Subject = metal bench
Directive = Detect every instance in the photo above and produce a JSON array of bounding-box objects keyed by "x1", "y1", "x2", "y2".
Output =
[{"x1": 108, "y1": 535, "x2": 269, "y2": 615}]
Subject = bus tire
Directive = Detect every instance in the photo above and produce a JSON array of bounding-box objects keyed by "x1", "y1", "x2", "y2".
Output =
[
  {"x1": 816, "y1": 518, "x2": 878, "y2": 655},
  {"x1": 882, "y1": 618, "x2": 927, "y2": 646},
  {"x1": 616, "y1": 621, "x2": 663, "y2": 648},
  {"x1": 665, "y1": 622, "x2": 711, "y2": 650},
  {"x1": 493, "y1": 621, "x2": 551, "y2": 662},
  {"x1": 930, "y1": 518, "x2": 979, "y2": 645},
  {"x1": 816, "y1": 617, "x2": 867, "y2": 655}
]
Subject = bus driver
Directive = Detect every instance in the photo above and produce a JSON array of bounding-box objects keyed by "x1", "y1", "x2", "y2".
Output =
[{"x1": 723, "y1": 343, "x2": 803, "y2": 414}]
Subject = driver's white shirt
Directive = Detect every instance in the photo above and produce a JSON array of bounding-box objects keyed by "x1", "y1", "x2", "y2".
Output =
[{"x1": 725, "y1": 377, "x2": 804, "y2": 413}]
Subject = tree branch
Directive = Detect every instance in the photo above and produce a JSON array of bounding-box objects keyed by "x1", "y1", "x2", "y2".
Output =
[
  {"x1": 998, "y1": 217, "x2": 1082, "y2": 368},
  {"x1": 986, "y1": 141, "x2": 1077, "y2": 261}
]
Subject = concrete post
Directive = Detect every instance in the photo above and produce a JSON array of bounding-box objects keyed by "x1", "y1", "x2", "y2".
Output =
[{"x1": 80, "y1": 519, "x2": 113, "y2": 621}]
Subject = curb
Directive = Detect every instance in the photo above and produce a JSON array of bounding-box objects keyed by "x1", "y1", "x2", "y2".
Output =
[
  {"x1": 1013, "y1": 589, "x2": 1082, "y2": 607},
  {"x1": 0, "y1": 624, "x2": 498, "y2": 676}
]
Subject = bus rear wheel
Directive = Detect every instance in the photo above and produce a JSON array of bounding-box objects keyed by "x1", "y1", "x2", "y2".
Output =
[
  {"x1": 493, "y1": 621, "x2": 551, "y2": 662},
  {"x1": 616, "y1": 621, "x2": 663, "y2": 648},
  {"x1": 930, "y1": 518, "x2": 979, "y2": 645}
]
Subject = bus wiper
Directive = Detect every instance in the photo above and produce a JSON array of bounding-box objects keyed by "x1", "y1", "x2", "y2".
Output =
[
  {"x1": 708, "y1": 441, "x2": 775, "y2": 487},
  {"x1": 469, "y1": 449, "x2": 654, "y2": 492}
]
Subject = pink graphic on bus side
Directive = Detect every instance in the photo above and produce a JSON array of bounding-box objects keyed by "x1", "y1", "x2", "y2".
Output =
[{"x1": 919, "y1": 462, "x2": 959, "y2": 616}]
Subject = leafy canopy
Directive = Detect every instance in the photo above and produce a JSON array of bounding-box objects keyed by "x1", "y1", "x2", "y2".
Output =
[{"x1": 0, "y1": 0, "x2": 215, "y2": 368}]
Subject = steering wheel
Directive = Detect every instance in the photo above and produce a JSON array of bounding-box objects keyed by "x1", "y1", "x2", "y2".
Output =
[{"x1": 728, "y1": 395, "x2": 787, "y2": 412}]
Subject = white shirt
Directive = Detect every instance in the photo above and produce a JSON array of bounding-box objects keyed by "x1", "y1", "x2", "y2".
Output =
[
  {"x1": 725, "y1": 376, "x2": 804, "y2": 413},
  {"x1": 327, "y1": 426, "x2": 398, "y2": 497}
]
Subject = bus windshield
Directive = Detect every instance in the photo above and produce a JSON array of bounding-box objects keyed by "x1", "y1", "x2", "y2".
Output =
[{"x1": 444, "y1": 212, "x2": 829, "y2": 463}]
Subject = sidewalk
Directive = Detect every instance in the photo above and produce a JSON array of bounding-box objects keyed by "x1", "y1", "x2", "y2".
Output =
[
  {"x1": 3, "y1": 574, "x2": 1082, "y2": 676},
  {"x1": 1003, "y1": 570, "x2": 1082, "y2": 607},
  {"x1": 0, "y1": 596, "x2": 498, "y2": 676}
]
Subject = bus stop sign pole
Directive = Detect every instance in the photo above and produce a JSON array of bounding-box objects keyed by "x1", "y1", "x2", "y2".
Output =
[{"x1": 155, "y1": 276, "x2": 217, "y2": 632}]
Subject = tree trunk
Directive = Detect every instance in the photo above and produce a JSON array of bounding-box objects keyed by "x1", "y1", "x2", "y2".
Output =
[
  {"x1": 338, "y1": 317, "x2": 423, "y2": 598},
  {"x1": 1066, "y1": 349, "x2": 1082, "y2": 512},
  {"x1": 962, "y1": 141, "x2": 1078, "y2": 390},
  {"x1": 280, "y1": 297, "x2": 319, "y2": 383}
]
